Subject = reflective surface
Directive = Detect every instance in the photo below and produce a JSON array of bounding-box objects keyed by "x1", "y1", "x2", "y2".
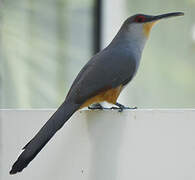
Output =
[
  {"x1": 1, "y1": 0, "x2": 94, "y2": 108},
  {"x1": 120, "y1": 0, "x2": 195, "y2": 108},
  {"x1": 1, "y1": 0, "x2": 195, "y2": 108}
]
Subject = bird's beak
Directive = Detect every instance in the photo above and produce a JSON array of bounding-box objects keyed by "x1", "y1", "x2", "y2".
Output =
[
  {"x1": 143, "y1": 12, "x2": 184, "y2": 38},
  {"x1": 151, "y1": 12, "x2": 184, "y2": 21}
]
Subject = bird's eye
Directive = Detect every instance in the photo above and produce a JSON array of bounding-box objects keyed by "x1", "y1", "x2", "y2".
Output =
[{"x1": 135, "y1": 15, "x2": 146, "y2": 23}]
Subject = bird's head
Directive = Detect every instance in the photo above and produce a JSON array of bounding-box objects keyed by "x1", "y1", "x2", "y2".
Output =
[
  {"x1": 121, "y1": 12, "x2": 184, "y2": 40},
  {"x1": 110, "y1": 12, "x2": 184, "y2": 57}
]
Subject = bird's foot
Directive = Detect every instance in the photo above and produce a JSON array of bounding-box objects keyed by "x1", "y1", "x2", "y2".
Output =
[
  {"x1": 88, "y1": 103, "x2": 109, "y2": 110},
  {"x1": 111, "y1": 102, "x2": 137, "y2": 112}
]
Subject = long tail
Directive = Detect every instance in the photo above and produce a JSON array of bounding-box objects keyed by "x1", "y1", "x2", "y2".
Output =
[{"x1": 10, "y1": 101, "x2": 80, "y2": 175}]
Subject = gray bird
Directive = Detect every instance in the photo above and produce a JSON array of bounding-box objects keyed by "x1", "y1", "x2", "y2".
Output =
[{"x1": 10, "y1": 12, "x2": 184, "y2": 174}]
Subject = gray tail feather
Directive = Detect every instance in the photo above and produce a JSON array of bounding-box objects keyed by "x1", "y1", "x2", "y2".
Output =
[{"x1": 10, "y1": 101, "x2": 80, "y2": 175}]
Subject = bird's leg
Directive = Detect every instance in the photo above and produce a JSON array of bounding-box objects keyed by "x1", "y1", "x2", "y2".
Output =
[
  {"x1": 111, "y1": 102, "x2": 137, "y2": 112},
  {"x1": 88, "y1": 103, "x2": 109, "y2": 110}
]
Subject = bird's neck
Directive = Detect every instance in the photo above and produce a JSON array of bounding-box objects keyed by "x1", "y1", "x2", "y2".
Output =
[{"x1": 109, "y1": 25, "x2": 148, "y2": 57}]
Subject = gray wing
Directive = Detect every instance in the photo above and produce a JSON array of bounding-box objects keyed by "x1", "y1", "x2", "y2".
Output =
[{"x1": 66, "y1": 48, "x2": 137, "y2": 104}]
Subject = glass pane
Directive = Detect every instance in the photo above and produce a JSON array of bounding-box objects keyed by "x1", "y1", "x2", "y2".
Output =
[
  {"x1": 1, "y1": 0, "x2": 94, "y2": 108},
  {"x1": 107, "y1": 0, "x2": 195, "y2": 108}
]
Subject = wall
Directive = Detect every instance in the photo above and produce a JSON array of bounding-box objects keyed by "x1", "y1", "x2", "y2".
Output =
[{"x1": 1, "y1": 109, "x2": 195, "y2": 180}]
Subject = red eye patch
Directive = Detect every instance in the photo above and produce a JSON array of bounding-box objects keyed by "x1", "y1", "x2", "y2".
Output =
[{"x1": 135, "y1": 15, "x2": 146, "y2": 23}]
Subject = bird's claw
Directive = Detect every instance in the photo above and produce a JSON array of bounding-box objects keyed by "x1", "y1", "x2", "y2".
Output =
[
  {"x1": 88, "y1": 103, "x2": 137, "y2": 112},
  {"x1": 111, "y1": 102, "x2": 137, "y2": 112},
  {"x1": 88, "y1": 103, "x2": 109, "y2": 110}
]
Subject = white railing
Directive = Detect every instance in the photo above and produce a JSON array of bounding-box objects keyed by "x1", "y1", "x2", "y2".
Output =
[{"x1": 1, "y1": 109, "x2": 195, "y2": 180}]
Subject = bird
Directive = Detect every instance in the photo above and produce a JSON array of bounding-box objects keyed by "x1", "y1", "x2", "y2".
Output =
[{"x1": 10, "y1": 12, "x2": 184, "y2": 175}]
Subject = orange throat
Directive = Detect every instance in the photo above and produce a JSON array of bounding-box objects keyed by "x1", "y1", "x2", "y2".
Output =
[{"x1": 143, "y1": 21, "x2": 158, "y2": 38}]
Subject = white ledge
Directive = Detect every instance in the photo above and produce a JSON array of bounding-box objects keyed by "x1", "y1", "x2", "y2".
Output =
[{"x1": 1, "y1": 109, "x2": 195, "y2": 180}]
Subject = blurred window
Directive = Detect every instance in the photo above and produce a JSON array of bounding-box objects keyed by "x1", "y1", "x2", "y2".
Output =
[
  {"x1": 102, "y1": 0, "x2": 195, "y2": 108},
  {"x1": 1, "y1": 0, "x2": 97, "y2": 108},
  {"x1": 1, "y1": 0, "x2": 195, "y2": 108}
]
